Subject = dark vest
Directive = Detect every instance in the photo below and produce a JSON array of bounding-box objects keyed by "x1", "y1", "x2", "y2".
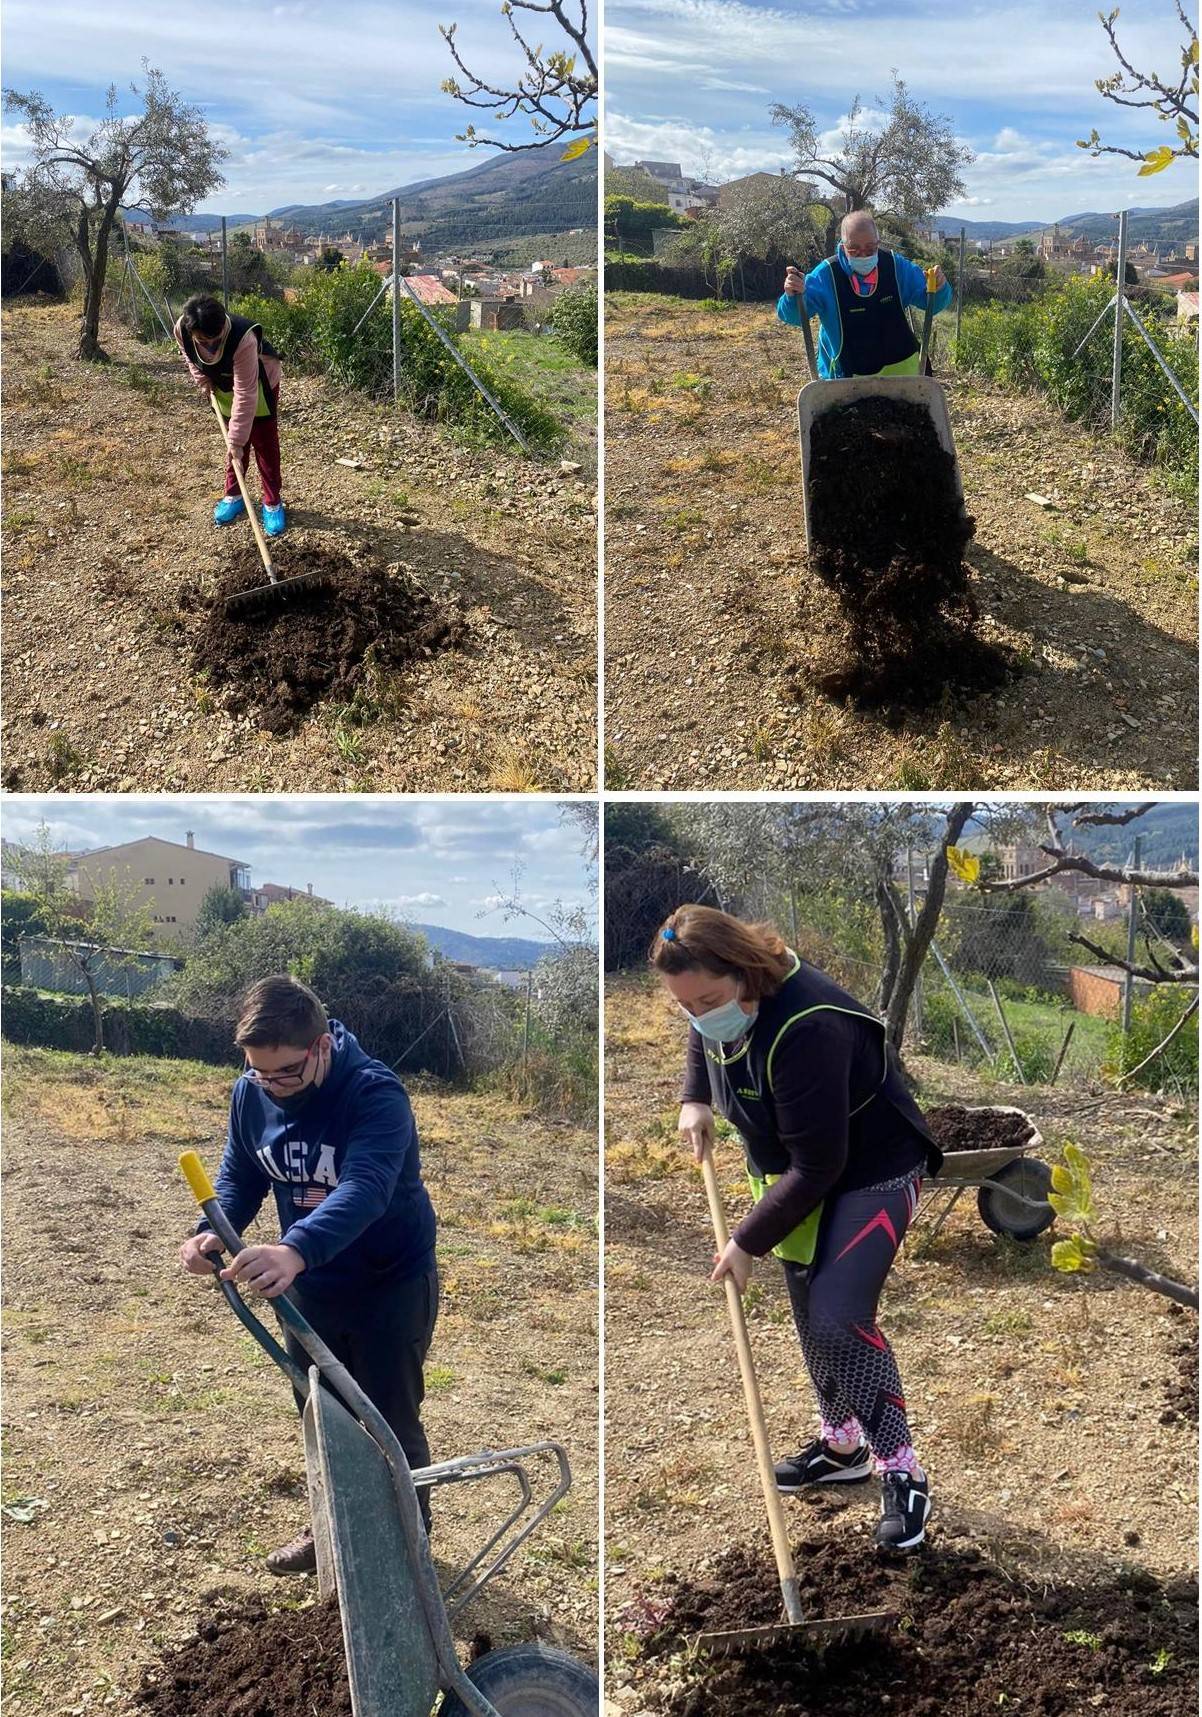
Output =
[
  {"x1": 699, "y1": 956, "x2": 941, "y2": 1181},
  {"x1": 180, "y1": 313, "x2": 279, "y2": 416},
  {"x1": 826, "y1": 249, "x2": 919, "y2": 378}
]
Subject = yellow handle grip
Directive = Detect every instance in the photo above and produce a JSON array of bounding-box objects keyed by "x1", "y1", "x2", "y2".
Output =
[
  {"x1": 926, "y1": 265, "x2": 941, "y2": 292},
  {"x1": 179, "y1": 1150, "x2": 216, "y2": 1205}
]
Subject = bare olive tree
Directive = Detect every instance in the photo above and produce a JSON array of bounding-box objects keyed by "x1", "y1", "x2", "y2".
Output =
[
  {"x1": 440, "y1": 0, "x2": 596, "y2": 156},
  {"x1": 1076, "y1": 3, "x2": 1199, "y2": 175},
  {"x1": 4, "y1": 63, "x2": 226, "y2": 360},
  {"x1": 771, "y1": 74, "x2": 973, "y2": 254}
]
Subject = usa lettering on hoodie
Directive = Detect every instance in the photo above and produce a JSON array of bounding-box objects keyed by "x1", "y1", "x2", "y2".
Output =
[{"x1": 198, "y1": 1020, "x2": 437, "y2": 1296}]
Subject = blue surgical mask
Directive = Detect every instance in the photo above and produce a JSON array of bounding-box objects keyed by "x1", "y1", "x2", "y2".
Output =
[
  {"x1": 689, "y1": 998, "x2": 758, "y2": 1043},
  {"x1": 847, "y1": 251, "x2": 878, "y2": 276}
]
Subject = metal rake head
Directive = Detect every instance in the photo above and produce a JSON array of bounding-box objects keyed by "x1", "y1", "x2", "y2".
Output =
[
  {"x1": 695, "y1": 1608, "x2": 896, "y2": 1654},
  {"x1": 222, "y1": 565, "x2": 335, "y2": 616}
]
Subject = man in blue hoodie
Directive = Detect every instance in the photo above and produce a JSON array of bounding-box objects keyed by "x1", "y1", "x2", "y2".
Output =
[
  {"x1": 179, "y1": 974, "x2": 438, "y2": 1575},
  {"x1": 777, "y1": 210, "x2": 951, "y2": 379}
]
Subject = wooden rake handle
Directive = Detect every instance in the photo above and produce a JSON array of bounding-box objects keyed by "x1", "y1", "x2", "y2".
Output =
[
  {"x1": 210, "y1": 391, "x2": 274, "y2": 576},
  {"x1": 700, "y1": 1147, "x2": 803, "y2": 1623}
]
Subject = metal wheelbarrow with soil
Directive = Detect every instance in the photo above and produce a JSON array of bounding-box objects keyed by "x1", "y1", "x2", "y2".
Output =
[
  {"x1": 910, "y1": 1105, "x2": 1056, "y2": 1256},
  {"x1": 180, "y1": 1151, "x2": 599, "y2": 1717},
  {"x1": 793, "y1": 278, "x2": 969, "y2": 554}
]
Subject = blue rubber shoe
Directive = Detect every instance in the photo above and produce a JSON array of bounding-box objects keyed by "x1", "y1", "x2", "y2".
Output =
[
  {"x1": 213, "y1": 495, "x2": 246, "y2": 526},
  {"x1": 262, "y1": 502, "x2": 287, "y2": 538}
]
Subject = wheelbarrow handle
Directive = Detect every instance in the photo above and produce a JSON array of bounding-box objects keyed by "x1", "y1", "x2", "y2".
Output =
[{"x1": 180, "y1": 1151, "x2": 312, "y2": 1390}]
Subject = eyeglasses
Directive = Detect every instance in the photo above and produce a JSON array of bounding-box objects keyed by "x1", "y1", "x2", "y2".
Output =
[{"x1": 244, "y1": 1035, "x2": 323, "y2": 1089}]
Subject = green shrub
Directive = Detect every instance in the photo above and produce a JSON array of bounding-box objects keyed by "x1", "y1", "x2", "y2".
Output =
[
  {"x1": 991, "y1": 1025, "x2": 1055, "y2": 1086},
  {"x1": 231, "y1": 263, "x2": 563, "y2": 451},
  {"x1": 954, "y1": 274, "x2": 1197, "y2": 492},
  {"x1": 549, "y1": 281, "x2": 597, "y2": 367},
  {"x1": 1104, "y1": 986, "x2": 1199, "y2": 1091},
  {"x1": 1, "y1": 986, "x2": 236, "y2": 1063}
]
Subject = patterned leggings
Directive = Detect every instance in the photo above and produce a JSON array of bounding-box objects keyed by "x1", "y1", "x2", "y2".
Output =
[{"x1": 781, "y1": 1171, "x2": 922, "y2": 1473}]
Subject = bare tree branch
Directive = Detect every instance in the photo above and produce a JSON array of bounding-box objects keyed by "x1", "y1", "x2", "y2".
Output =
[
  {"x1": 1069, "y1": 802, "x2": 1159, "y2": 827},
  {"x1": 1116, "y1": 993, "x2": 1200, "y2": 1087},
  {"x1": 1068, "y1": 932, "x2": 1197, "y2": 984},
  {"x1": 1076, "y1": 3, "x2": 1199, "y2": 168},
  {"x1": 440, "y1": 0, "x2": 596, "y2": 153}
]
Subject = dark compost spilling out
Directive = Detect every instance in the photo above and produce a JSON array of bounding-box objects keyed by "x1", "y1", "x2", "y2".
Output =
[{"x1": 804, "y1": 395, "x2": 1014, "y2": 707}]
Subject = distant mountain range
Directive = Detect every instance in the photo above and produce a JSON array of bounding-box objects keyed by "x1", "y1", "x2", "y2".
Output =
[
  {"x1": 412, "y1": 923, "x2": 553, "y2": 970},
  {"x1": 130, "y1": 139, "x2": 597, "y2": 255},
  {"x1": 933, "y1": 200, "x2": 1197, "y2": 248},
  {"x1": 1066, "y1": 805, "x2": 1198, "y2": 870},
  {"x1": 269, "y1": 141, "x2": 595, "y2": 250}
]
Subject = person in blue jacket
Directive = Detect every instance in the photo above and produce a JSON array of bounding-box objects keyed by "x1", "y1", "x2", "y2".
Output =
[
  {"x1": 179, "y1": 974, "x2": 438, "y2": 1575},
  {"x1": 778, "y1": 209, "x2": 951, "y2": 378}
]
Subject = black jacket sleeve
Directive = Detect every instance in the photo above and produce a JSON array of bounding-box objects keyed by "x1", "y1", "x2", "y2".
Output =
[
  {"x1": 732, "y1": 1016, "x2": 853, "y2": 1256},
  {"x1": 681, "y1": 1024, "x2": 711, "y2": 1104}
]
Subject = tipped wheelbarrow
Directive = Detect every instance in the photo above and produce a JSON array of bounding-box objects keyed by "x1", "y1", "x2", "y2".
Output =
[
  {"x1": 909, "y1": 1106, "x2": 1055, "y2": 1256},
  {"x1": 180, "y1": 1151, "x2": 599, "y2": 1717},
  {"x1": 793, "y1": 283, "x2": 968, "y2": 554}
]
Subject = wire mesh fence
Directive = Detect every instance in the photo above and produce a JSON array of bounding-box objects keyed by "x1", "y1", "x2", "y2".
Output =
[
  {"x1": 606, "y1": 834, "x2": 1196, "y2": 1098},
  {"x1": 933, "y1": 212, "x2": 1198, "y2": 492}
]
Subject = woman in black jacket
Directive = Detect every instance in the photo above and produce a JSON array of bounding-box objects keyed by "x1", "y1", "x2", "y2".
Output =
[{"x1": 652, "y1": 904, "x2": 941, "y2": 1552}]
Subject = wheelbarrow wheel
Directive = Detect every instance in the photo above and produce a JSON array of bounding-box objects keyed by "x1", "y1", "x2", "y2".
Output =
[
  {"x1": 977, "y1": 1156, "x2": 1055, "y2": 1241},
  {"x1": 440, "y1": 1643, "x2": 599, "y2": 1717}
]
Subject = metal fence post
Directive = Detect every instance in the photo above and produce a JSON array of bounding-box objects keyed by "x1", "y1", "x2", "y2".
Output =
[
  {"x1": 1121, "y1": 833, "x2": 1142, "y2": 1035},
  {"x1": 392, "y1": 196, "x2": 401, "y2": 404},
  {"x1": 522, "y1": 969, "x2": 533, "y2": 1094},
  {"x1": 955, "y1": 227, "x2": 965, "y2": 348},
  {"x1": 221, "y1": 216, "x2": 228, "y2": 306},
  {"x1": 1111, "y1": 208, "x2": 1128, "y2": 431}
]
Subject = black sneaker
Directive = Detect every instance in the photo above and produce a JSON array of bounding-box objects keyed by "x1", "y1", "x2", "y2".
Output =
[
  {"x1": 875, "y1": 1470, "x2": 931, "y2": 1551},
  {"x1": 775, "y1": 1437, "x2": 873, "y2": 1491}
]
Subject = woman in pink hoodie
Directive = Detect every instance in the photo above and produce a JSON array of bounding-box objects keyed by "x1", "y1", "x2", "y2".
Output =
[{"x1": 175, "y1": 293, "x2": 287, "y2": 537}]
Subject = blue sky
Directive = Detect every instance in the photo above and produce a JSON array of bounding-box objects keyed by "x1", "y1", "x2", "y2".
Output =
[
  {"x1": 605, "y1": 0, "x2": 1199, "y2": 221},
  {"x1": 1, "y1": 797, "x2": 597, "y2": 941},
  {"x1": 1, "y1": 0, "x2": 578, "y2": 210}
]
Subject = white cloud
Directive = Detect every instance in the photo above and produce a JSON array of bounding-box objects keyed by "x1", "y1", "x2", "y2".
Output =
[
  {"x1": 606, "y1": 110, "x2": 789, "y2": 182},
  {"x1": 393, "y1": 892, "x2": 446, "y2": 908},
  {"x1": 1, "y1": 0, "x2": 578, "y2": 206}
]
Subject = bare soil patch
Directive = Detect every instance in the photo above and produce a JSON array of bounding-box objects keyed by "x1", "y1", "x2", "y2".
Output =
[
  {"x1": 603, "y1": 294, "x2": 1197, "y2": 789},
  {"x1": 0, "y1": 1046, "x2": 597, "y2": 1716},
  {"x1": 603, "y1": 975, "x2": 1198, "y2": 1713},
  {"x1": 1, "y1": 302, "x2": 596, "y2": 791},
  {"x1": 631, "y1": 1536, "x2": 1197, "y2": 1717},
  {"x1": 190, "y1": 538, "x2": 464, "y2": 734},
  {"x1": 134, "y1": 1594, "x2": 350, "y2": 1716}
]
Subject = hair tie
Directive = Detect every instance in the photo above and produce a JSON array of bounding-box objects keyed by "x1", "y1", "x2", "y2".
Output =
[{"x1": 661, "y1": 926, "x2": 677, "y2": 941}]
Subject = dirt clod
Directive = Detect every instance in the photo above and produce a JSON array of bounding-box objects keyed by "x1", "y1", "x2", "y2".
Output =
[
  {"x1": 191, "y1": 539, "x2": 464, "y2": 733},
  {"x1": 634, "y1": 1534, "x2": 1198, "y2": 1716},
  {"x1": 135, "y1": 1594, "x2": 351, "y2": 1716},
  {"x1": 922, "y1": 1104, "x2": 1036, "y2": 1153},
  {"x1": 1163, "y1": 1324, "x2": 1199, "y2": 1425},
  {"x1": 805, "y1": 396, "x2": 1016, "y2": 707}
]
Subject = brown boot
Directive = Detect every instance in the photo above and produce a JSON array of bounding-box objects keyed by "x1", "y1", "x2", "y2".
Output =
[{"x1": 265, "y1": 1526, "x2": 316, "y2": 1575}]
